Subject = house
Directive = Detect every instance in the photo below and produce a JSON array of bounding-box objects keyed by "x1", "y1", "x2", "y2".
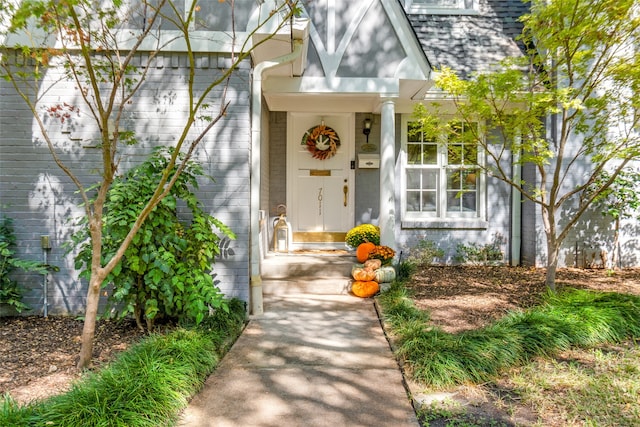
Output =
[{"x1": 1, "y1": 0, "x2": 638, "y2": 316}]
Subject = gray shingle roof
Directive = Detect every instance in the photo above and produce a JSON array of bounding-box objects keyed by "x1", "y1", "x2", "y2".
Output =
[{"x1": 407, "y1": 0, "x2": 530, "y2": 78}]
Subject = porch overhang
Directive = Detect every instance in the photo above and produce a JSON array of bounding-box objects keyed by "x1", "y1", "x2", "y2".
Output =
[{"x1": 262, "y1": 77, "x2": 437, "y2": 114}]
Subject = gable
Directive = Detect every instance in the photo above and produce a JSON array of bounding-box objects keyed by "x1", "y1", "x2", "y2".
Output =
[{"x1": 300, "y1": 0, "x2": 431, "y2": 80}]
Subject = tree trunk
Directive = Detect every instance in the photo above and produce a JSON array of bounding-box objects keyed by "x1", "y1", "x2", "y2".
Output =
[
  {"x1": 612, "y1": 217, "x2": 620, "y2": 270},
  {"x1": 545, "y1": 241, "x2": 558, "y2": 292},
  {"x1": 77, "y1": 272, "x2": 105, "y2": 369},
  {"x1": 77, "y1": 213, "x2": 107, "y2": 370}
]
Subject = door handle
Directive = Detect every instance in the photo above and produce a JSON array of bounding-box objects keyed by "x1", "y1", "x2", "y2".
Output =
[{"x1": 343, "y1": 184, "x2": 348, "y2": 207}]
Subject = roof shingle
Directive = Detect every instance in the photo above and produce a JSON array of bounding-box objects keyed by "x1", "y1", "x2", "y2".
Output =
[{"x1": 407, "y1": 0, "x2": 531, "y2": 78}]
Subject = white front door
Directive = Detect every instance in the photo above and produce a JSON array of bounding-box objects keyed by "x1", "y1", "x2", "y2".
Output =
[{"x1": 287, "y1": 113, "x2": 354, "y2": 245}]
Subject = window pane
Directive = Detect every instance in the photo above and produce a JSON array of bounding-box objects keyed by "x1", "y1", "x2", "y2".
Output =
[
  {"x1": 461, "y1": 192, "x2": 476, "y2": 211},
  {"x1": 407, "y1": 122, "x2": 421, "y2": 142},
  {"x1": 406, "y1": 170, "x2": 421, "y2": 189},
  {"x1": 446, "y1": 189, "x2": 477, "y2": 213},
  {"x1": 447, "y1": 169, "x2": 463, "y2": 190},
  {"x1": 447, "y1": 190, "x2": 462, "y2": 212},
  {"x1": 447, "y1": 144, "x2": 463, "y2": 165},
  {"x1": 423, "y1": 144, "x2": 438, "y2": 164},
  {"x1": 463, "y1": 144, "x2": 477, "y2": 165},
  {"x1": 422, "y1": 191, "x2": 437, "y2": 212},
  {"x1": 407, "y1": 144, "x2": 421, "y2": 164},
  {"x1": 406, "y1": 191, "x2": 420, "y2": 212},
  {"x1": 463, "y1": 170, "x2": 477, "y2": 189},
  {"x1": 422, "y1": 170, "x2": 438, "y2": 189},
  {"x1": 449, "y1": 121, "x2": 463, "y2": 140}
]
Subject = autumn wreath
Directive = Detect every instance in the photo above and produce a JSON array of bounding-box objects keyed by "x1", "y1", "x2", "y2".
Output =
[{"x1": 302, "y1": 124, "x2": 341, "y2": 160}]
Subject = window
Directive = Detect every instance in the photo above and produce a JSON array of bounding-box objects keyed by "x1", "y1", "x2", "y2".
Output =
[
  {"x1": 405, "y1": 0, "x2": 477, "y2": 14},
  {"x1": 403, "y1": 118, "x2": 484, "y2": 223}
]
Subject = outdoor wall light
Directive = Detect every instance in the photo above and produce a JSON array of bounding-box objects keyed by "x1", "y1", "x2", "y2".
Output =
[{"x1": 363, "y1": 118, "x2": 371, "y2": 143}]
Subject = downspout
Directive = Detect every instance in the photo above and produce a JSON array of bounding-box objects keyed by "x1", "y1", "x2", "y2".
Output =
[
  {"x1": 511, "y1": 136, "x2": 522, "y2": 266},
  {"x1": 250, "y1": 39, "x2": 304, "y2": 316}
]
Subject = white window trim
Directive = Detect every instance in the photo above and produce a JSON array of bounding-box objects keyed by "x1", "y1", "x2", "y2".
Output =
[
  {"x1": 400, "y1": 115, "x2": 487, "y2": 229},
  {"x1": 404, "y1": 0, "x2": 478, "y2": 15}
]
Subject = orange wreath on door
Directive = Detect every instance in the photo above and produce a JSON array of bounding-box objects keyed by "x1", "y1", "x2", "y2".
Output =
[{"x1": 302, "y1": 124, "x2": 341, "y2": 160}]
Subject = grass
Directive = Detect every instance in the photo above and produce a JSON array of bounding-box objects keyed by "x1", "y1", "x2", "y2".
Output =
[
  {"x1": 0, "y1": 298, "x2": 246, "y2": 427},
  {"x1": 506, "y1": 343, "x2": 640, "y2": 426},
  {"x1": 378, "y1": 279, "x2": 640, "y2": 426}
]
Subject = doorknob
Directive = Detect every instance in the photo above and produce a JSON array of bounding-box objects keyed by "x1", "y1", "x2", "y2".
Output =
[{"x1": 343, "y1": 184, "x2": 348, "y2": 207}]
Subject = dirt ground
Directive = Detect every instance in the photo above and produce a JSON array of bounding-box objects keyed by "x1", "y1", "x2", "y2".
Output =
[
  {"x1": 0, "y1": 316, "x2": 145, "y2": 405},
  {"x1": 407, "y1": 266, "x2": 640, "y2": 334},
  {"x1": 404, "y1": 265, "x2": 640, "y2": 426},
  {"x1": 1, "y1": 266, "x2": 639, "y2": 411}
]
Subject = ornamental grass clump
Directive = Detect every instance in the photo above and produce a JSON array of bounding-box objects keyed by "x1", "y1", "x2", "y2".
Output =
[
  {"x1": 345, "y1": 224, "x2": 380, "y2": 248},
  {"x1": 0, "y1": 299, "x2": 246, "y2": 427},
  {"x1": 378, "y1": 282, "x2": 640, "y2": 389}
]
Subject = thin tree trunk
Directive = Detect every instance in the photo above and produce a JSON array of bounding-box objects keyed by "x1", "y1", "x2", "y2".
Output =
[
  {"x1": 545, "y1": 241, "x2": 558, "y2": 292},
  {"x1": 612, "y1": 217, "x2": 620, "y2": 270},
  {"x1": 77, "y1": 273, "x2": 105, "y2": 369},
  {"x1": 77, "y1": 214, "x2": 107, "y2": 370}
]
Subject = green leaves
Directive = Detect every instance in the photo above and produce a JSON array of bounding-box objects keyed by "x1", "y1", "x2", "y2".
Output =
[
  {"x1": 0, "y1": 214, "x2": 49, "y2": 312},
  {"x1": 415, "y1": 0, "x2": 640, "y2": 289},
  {"x1": 71, "y1": 149, "x2": 234, "y2": 330}
]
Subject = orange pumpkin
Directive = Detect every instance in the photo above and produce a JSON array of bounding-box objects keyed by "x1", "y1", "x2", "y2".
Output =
[
  {"x1": 352, "y1": 267, "x2": 376, "y2": 281},
  {"x1": 356, "y1": 242, "x2": 376, "y2": 263},
  {"x1": 351, "y1": 280, "x2": 379, "y2": 298},
  {"x1": 363, "y1": 259, "x2": 382, "y2": 270}
]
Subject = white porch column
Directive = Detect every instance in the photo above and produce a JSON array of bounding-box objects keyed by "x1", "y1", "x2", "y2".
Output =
[{"x1": 379, "y1": 99, "x2": 396, "y2": 250}]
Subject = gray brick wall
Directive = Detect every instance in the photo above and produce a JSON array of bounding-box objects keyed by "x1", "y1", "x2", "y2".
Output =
[
  {"x1": 1, "y1": 52, "x2": 252, "y2": 314},
  {"x1": 268, "y1": 111, "x2": 287, "y2": 218}
]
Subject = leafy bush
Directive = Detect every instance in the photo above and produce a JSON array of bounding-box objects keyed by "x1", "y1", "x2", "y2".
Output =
[
  {"x1": 69, "y1": 148, "x2": 235, "y2": 330},
  {"x1": 345, "y1": 223, "x2": 380, "y2": 248},
  {"x1": 0, "y1": 215, "x2": 47, "y2": 312},
  {"x1": 406, "y1": 240, "x2": 444, "y2": 267},
  {"x1": 454, "y1": 241, "x2": 503, "y2": 265}
]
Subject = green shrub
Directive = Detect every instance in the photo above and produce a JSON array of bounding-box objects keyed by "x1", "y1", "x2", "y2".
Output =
[
  {"x1": 406, "y1": 240, "x2": 444, "y2": 267},
  {"x1": 345, "y1": 223, "x2": 380, "y2": 248},
  {"x1": 0, "y1": 215, "x2": 48, "y2": 312},
  {"x1": 69, "y1": 148, "x2": 235, "y2": 330},
  {"x1": 454, "y1": 241, "x2": 503, "y2": 265}
]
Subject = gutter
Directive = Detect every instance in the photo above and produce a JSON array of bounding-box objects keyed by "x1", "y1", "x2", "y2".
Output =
[{"x1": 249, "y1": 39, "x2": 304, "y2": 316}]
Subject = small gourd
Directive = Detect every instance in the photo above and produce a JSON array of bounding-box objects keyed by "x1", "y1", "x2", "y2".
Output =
[
  {"x1": 352, "y1": 267, "x2": 376, "y2": 281},
  {"x1": 356, "y1": 242, "x2": 376, "y2": 263},
  {"x1": 363, "y1": 259, "x2": 382, "y2": 270},
  {"x1": 351, "y1": 280, "x2": 379, "y2": 298},
  {"x1": 375, "y1": 266, "x2": 396, "y2": 283}
]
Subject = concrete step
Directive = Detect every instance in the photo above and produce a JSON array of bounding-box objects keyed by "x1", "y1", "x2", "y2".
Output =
[
  {"x1": 261, "y1": 253, "x2": 355, "y2": 280},
  {"x1": 263, "y1": 278, "x2": 353, "y2": 296}
]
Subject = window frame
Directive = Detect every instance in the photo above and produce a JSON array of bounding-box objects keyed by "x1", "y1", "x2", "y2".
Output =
[
  {"x1": 404, "y1": 0, "x2": 478, "y2": 15},
  {"x1": 401, "y1": 116, "x2": 487, "y2": 228}
]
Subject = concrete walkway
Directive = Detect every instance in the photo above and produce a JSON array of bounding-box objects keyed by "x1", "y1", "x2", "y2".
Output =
[{"x1": 179, "y1": 263, "x2": 420, "y2": 427}]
